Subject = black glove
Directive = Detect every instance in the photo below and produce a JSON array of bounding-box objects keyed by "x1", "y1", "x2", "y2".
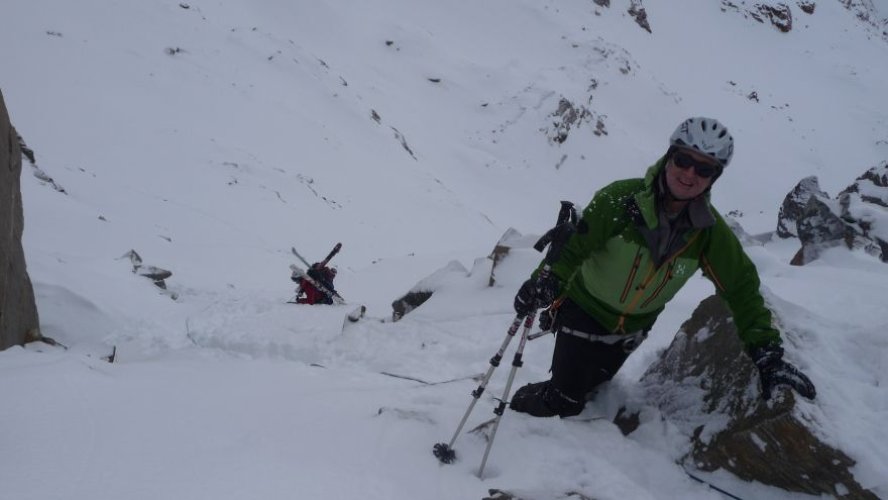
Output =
[
  {"x1": 750, "y1": 344, "x2": 816, "y2": 401},
  {"x1": 539, "y1": 307, "x2": 557, "y2": 332},
  {"x1": 513, "y1": 275, "x2": 559, "y2": 317},
  {"x1": 513, "y1": 279, "x2": 537, "y2": 316}
]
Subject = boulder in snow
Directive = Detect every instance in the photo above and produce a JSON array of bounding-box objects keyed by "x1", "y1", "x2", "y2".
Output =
[
  {"x1": 390, "y1": 260, "x2": 468, "y2": 321},
  {"x1": 640, "y1": 295, "x2": 877, "y2": 498}
]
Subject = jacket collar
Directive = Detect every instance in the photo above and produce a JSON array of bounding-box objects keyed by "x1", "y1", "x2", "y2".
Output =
[{"x1": 635, "y1": 155, "x2": 716, "y2": 230}]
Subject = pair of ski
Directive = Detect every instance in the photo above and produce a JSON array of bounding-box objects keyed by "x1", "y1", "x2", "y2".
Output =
[{"x1": 290, "y1": 243, "x2": 365, "y2": 322}]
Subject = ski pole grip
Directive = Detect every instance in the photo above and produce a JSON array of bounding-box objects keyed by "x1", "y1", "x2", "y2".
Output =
[{"x1": 533, "y1": 201, "x2": 577, "y2": 263}]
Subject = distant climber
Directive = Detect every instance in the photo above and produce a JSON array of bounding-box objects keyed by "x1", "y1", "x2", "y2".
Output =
[
  {"x1": 290, "y1": 242, "x2": 343, "y2": 305},
  {"x1": 292, "y1": 263, "x2": 338, "y2": 305}
]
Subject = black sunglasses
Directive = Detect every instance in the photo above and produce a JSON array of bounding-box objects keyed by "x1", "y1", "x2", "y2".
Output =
[{"x1": 671, "y1": 151, "x2": 722, "y2": 179}]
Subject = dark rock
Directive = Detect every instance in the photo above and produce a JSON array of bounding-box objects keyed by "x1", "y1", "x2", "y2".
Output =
[
  {"x1": 797, "y1": 198, "x2": 846, "y2": 246},
  {"x1": 613, "y1": 406, "x2": 640, "y2": 436},
  {"x1": 544, "y1": 98, "x2": 604, "y2": 145},
  {"x1": 139, "y1": 265, "x2": 173, "y2": 289},
  {"x1": 17, "y1": 133, "x2": 66, "y2": 194},
  {"x1": 755, "y1": 3, "x2": 793, "y2": 32},
  {"x1": 0, "y1": 90, "x2": 41, "y2": 350},
  {"x1": 797, "y1": 1, "x2": 815, "y2": 14},
  {"x1": 390, "y1": 260, "x2": 467, "y2": 321},
  {"x1": 16, "y1": 133, "x2": 34, "y2": 164},
  {"x1": 481, "y1": 488, "x2": 598, "y2": 500},
  {"x1": 836, "y1": 162, "x2": 888, "y2": 262},
  {"x1": 593, "y1": 0, "x2": 610, "y2": 7},
  {"x1": 839, "y1": 161, "x2": 888, "y2": 207},
  {"x1": 390, "y1": 126, "x2": 416, "y2": 160},
  {"x1": 791, "y1": 196, "x2": 850, "y2": 265},
  {"x1": 628, "y1": 1, "x2": 652, "y2": 33},
  {"x1": 641, "y1": 295, "x2": 876, "y2": 498},
  {"x1": 390, "y1": 290, "x2": 433, "y2": 321},
  {"x1": 722, "y1": 1, "x2": 798, "y2": 33},
  {"x1": 777, "y1": 176, "x2": 829, "y2": 238},
  {"x1": 120, "y1": 250, "x2": 174, "y2": 290},
  {"x1": 784, "y1": 165, "x2": 888, "y2": 264}
]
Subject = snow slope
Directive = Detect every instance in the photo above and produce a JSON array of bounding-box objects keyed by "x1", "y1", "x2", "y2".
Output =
[{"x1": 1, "y1": 0, "x2": 887, "y2": 498}]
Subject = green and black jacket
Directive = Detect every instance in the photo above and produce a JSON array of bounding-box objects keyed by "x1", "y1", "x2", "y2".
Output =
[{"x1": 546, "y1": 157, "x2": 780, "y2": 350}]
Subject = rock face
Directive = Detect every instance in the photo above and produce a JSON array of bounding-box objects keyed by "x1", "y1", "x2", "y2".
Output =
[
  {"x1": 776, "y1": 175, "x2": 829, "y2": 238},
  {"x1": 778, "y1": 165, "x2": 888, "y2": 265},
  {"x1": 543, "y1": 98, "x2": 606, "y2": 146},
  {"x1": 721, "y1": 1, "x2": 794, "y2": 32},
  {"x1": 0, "y1": 90, "x2": 41, "y2": 350},
  {"x1": 754, "y1": 3, "x2": 793, "y2": 32},
  {"x1": 640, "y1": 295, "x2": 875, "y2": 499}
]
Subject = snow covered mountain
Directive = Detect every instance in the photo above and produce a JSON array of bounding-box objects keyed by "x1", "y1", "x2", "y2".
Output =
[{"x1": 1, "y1": 1, "x2": 887, "y2": 498}]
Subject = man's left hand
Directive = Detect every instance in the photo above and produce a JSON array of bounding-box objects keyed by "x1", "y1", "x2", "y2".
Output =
[{"x1": 751, "y1": 344, "x2": 817, "y2": 401}]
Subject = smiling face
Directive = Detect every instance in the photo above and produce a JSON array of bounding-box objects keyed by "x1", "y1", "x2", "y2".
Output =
[{"x1": 664, "y1": 147, "x2": 720, "y2": 201}]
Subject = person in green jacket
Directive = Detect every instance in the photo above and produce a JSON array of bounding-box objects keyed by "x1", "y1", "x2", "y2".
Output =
[{"x1": 510, "y1": 117, "x2": 816, "y2": 418}]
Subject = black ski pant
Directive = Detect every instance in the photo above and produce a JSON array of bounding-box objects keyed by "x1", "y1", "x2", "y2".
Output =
[{"x1": 548, "y1": 300, "x2": 640, "y2": 404}]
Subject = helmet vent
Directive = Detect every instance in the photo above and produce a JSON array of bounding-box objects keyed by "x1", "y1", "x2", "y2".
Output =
[{"x1": 668, "y1": 116, "x2": 734, "y2": 167}]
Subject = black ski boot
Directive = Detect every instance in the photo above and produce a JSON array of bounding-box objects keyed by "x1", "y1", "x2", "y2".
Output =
[{"x1": 510, "y1": 381, "x2": 558, "y2": 417}]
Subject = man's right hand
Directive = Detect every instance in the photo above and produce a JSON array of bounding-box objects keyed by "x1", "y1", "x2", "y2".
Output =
[
  {"x1": 513, "y1": 280, "x2": 536, "y2": 316},
  {"x1": 513, "y1": 276, "x2": 559, "y2": 316}
]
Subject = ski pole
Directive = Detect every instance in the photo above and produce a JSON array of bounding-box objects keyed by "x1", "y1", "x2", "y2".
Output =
[
  {"x1": 432, "y1": 314, "x2": 525, "y2": 464},
  {"x1": 478, "y1": 310, "x2": 534, "y2": 479},
  {"x1": 432, "y1": 202, "x2": 578, "y2": 471},
  {"x1": 291, "y1": 247, "x2": 312, "y2": 268}
]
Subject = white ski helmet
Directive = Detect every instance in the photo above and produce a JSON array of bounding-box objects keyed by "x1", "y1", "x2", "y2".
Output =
[{"x1": 669, "y1": 117, "x2": 734, "y2": 167}]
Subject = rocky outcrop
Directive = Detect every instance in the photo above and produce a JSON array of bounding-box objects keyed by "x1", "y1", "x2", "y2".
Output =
[
  {"x1": 776, "y1": 176, "x2": 830, "y2": 238},
  {"x1": 778, "y1": 164, "x2": 888, "y2": 265},
  {"x1": 120, "y1": 249, "x2": 173, "y2": 290},
  {"x1": 543, "y1": 97, "x2": 606, "y2": 146},
  {"x1": 753, "y1": 3, "x2": 793, "y2": 32},
  {"x1": 628, "y1": 0, "x2": 652, "y2": 33},
  {"x1": 640, "y1": 295, "x2": 876, "y2": 499},
  {"x1": 838, "y1": 0, "x2": 888, "y2": 42},
  {"x1": 0, "y1": 89, "x2": 41, "y2": 350},
  {"x1": 721, "y1": 1, "x2": 794, "y2": 33},
  {"x1": 390, "y1": 260, "x2": 468, "y2": 321},
  {"x1": 797, "y1": 1, "x2": 815, "y2": 14}
]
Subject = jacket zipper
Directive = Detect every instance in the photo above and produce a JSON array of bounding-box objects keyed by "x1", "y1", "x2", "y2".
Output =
[
  {"x1": 619, "y1": 247, "x2": 644, "y2": 303},
  {"x1": 616, "y1": 232, "x2": 701, "y2": 332},
  {"x1": 641, "y1": 261, "x2": 675, "y2": 309}
]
